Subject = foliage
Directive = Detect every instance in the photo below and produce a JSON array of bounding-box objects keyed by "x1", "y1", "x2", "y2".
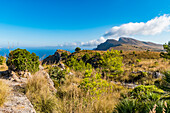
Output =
[
  {"x1": 156, "y1": 71, "x2": 170, "y2": 91},
  {"x1": 0, "y1": 56, "x2": 5, "y2": 65},
  {"x1": 160, "y1": 41, "x2": 170, "y2": 59},
  {"x1": 136, "y1": 59, "x2": 141, "y2": 63},
  {"x1": 113, "y1": 85, "x2": 168, "y2": 113},
  {"x1": 75, "y1": 47, "x2": 81, "y2": 52},
  {"x1": 113, "y1": 99, "x2": 137, "y2": 113},
  {"x1": 113, "y1": 99, "x2": 170, "y2": 113},
  {"x1": 100, "y1": 50, "x2": 124, "y2": 78},
  {"x1": 6, "y1": 48, "x2": 40, "y2": 73},
  {"x1": 79, "y1": 70, "x2": 111, "y2": 96},
  {"x1": 82, "y1": 53, "x2": 90, "y2": 62},
  {"x1": 25, "y1": 74, "x2": 58, "y2": 113},
  {"x1": 61, "y1": 52, "x2": 68, "y2": 60},
  {"x1": 130, "y1": 85, "x2": 163, "y2": 101},
  {"x1": 65, "y1": 56, "x2": 92, "y2": 71},
  {"x1": 48, "y1": 66, "x2": 67, "y2": 87},
  {"x1": 0, "y1": 80, "x2": 10, "y2": 106}
]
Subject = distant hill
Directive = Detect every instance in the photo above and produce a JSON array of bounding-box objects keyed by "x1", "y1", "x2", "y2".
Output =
[{"x1": 95, "y1": 37, "x2": 163, "y2": 51}]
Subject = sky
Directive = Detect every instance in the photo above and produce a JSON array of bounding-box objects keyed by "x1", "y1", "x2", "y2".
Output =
[{"x1": 0, "y1": 0, "x2": 170, "y2": 48}]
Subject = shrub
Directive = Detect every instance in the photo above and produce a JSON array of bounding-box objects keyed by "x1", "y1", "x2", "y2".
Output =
[
  {"x1": 82, "y1": 53, "x2": 90, "y2": 62},
  {"x1": 61, "y1": 52, "x2": 68, "y2": 60},
  {"x1": 160, "y1": 41, "x2": 170, "y2": 59},
  {"x1": 100, "y1": 50, "x2": 124, "y2": 78},
  {"x1": 157, "y1": 71, "x2": 170, "y2": 91},
  {"x1": 6, "y1": 48, "x2": 40, "y2": 73},
  {"x1": 75, "y1": 47, "x2": 81, "y2": 52},
  {"x1": 25, "y1": 74, "x2": 58, "y2": 113},
  {"x1": 136, "y1": 59, "x2": 141, "y2": 63},
  {"x1": 130, "y1": 85, "x2": 163, "y2": 101},
  {"x1": 48, "y1": 66, "x2": 67, "y2": 87},
  {"x1": 113, "y1": 99, "x2": 137, "y2": 113},
  {"x1": 79, "y1": 70, "x2": 111, "y2": 96},
  {"x1": 0, "y1": 80, "x2": 10, "y2": 106},
  {"x1": 65, "y1": 56, "x2": 92, "y2": 71},
  {"x1": 0, "y1": 56, "x2": 5, "y2": 65}
]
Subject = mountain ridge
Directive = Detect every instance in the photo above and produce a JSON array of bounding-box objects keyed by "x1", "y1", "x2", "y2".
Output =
[{"x1": 95, "y1": 37, "x2": 163, "y2": 51}]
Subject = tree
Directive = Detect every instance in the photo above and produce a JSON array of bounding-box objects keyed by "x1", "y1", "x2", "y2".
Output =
[
  {"x1": 75, "y1": 47, "x2": 81, "y2": 52},
  {"x1": 163, "y1": 41, "x2": 170, "y2": 54},
  {"x1": 161, "y1": 41, "x2": 170, "y2": 59},
  {"x1": 6, "y1": 48, "x2": 40, "y2": 73}
]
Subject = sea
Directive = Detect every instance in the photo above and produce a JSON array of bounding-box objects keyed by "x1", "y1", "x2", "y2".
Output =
[{"x1": 0, "y1": 47, "x2": 75, "y2": 60}]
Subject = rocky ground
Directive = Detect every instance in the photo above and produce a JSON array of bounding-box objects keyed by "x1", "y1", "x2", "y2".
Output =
[
  {"x1": 0, "y1": 65, "x2": 56, "y2": 113},
  {"x1": 0, "y1": 79, "x2": 36, "y2": 113}
]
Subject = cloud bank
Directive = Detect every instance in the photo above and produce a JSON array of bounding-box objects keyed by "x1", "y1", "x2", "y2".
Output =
[
  {"x1": 104, "y1": 14, "x2": 170, "y2": 37},
  {"x1": 58, "y1": 37, "x2": 106, "y2": 47}
]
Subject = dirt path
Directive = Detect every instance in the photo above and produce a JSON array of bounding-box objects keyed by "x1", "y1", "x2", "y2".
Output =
[{"x1": 0, "y1": 79, "x2": 36, "y2": 113}]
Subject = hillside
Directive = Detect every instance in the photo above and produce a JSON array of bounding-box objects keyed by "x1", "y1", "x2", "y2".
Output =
[{"x1": 95, "y1": 37, "x2": 163, "y2": 51}]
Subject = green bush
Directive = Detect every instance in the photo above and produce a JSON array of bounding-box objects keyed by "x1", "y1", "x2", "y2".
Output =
[
  {"x1": 130, "y1": 85, "x2": 163, "y2": 101},
  {"x1": 48, "y1": 66, "x2": 67, "y2": 87},
  {"x1": 6, "y1": 48, "x2": 39, "y2": 73},
  {"x1": 113, "y1": 99, "x2": 137, "y2": 113},
  {"x1": 100, "y1": 50, "x2": 124, "y2": 78},
  {"x1": 157, "y1": 71, "x2": 170, "y2": 91},
  {"x1": 75, "y1": 47, "x2": 81, "y2": 52},
  {"x1": 160, "y1": 41, "x2": 170, "y2": 59},
  {"x1": 82, "y1": 53, "x2": 90, "y2": 62},
  {"x1": 61, "y1": 52, "x2": 68, "y2": 60},
  {"x1": 65, "y1": 56, "x2": 92, "y2": 71},
  {"x1": 0, "y1": 56, "x2": 5, "y2": 65},
  {"x1": 79, "y1": 70, "x2": 111, "y2": 96}
]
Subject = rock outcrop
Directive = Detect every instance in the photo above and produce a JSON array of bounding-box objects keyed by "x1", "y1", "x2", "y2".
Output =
[{"x1": 42, "y1": 49, "x2": 71, "y2": 65}]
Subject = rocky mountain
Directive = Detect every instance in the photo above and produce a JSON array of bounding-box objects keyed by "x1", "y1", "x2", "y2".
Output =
[{"x1": 95, "y1": 37, "x2": 163, "y2": 51}]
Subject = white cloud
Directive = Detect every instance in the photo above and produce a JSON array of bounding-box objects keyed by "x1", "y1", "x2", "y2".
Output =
[
  {"x1": 81, "y1": 37, "x2": 106, "y2": 46},
  {"x1": 104, "y1": 14, "x2": 170, "y2": 37},
  {"x1": 58, "y1": 37, "x2": 106, "y2": 47}
]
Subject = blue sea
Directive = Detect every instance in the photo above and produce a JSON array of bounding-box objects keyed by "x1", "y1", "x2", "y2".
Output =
[{"x1": 0, "y1": 47, "x2": 75, "y2": 60}]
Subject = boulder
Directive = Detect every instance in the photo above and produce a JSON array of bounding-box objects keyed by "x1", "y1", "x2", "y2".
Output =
[
  {"x1": 39, "y1": 65, "x2": 44, "y2": 70},
  {"x1": 152, "y1": 72, "x2": 164, "y2": 78},
  {"x1": 58, "y1": 63, "x2": 65, "y2": 69},
  {"x1": 11, "y1": 71, "x2": 20, "y2": 82},
  {"x1": 23, "y1": 72, "x2": 32, "y2": 79}
]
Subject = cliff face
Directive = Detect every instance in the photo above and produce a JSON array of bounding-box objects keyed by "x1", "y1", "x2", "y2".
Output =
[{"x1": 95, "y1": 37, "x2": 163, "y2": 51}]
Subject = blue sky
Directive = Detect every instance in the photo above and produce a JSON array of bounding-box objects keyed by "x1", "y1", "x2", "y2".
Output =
[{"x1": 0, "y1": 0, "x2": 170, "y2": 48}]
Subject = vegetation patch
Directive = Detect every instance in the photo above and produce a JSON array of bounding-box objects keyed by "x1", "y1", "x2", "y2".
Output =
[{"x1": 7, "y1": 48, "x2": 40, "y2": 73}]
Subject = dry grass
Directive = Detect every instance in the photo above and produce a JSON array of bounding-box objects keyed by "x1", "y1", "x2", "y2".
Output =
[
  {"x1": 0, "y1": 80, "x2": 10, "y2": 106},
  {"x1": 56, "y1": 76, "x2": 128, "y2": 113},
  {"x1": 25, "y1": 74, "x2": 58, "y2": 113},
  {"x1": 0, "y1": 63, "x2": 8, "y2": 71},
  {"x1": 57, "y1": 85, "x2": 123, "y2": 113}
]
